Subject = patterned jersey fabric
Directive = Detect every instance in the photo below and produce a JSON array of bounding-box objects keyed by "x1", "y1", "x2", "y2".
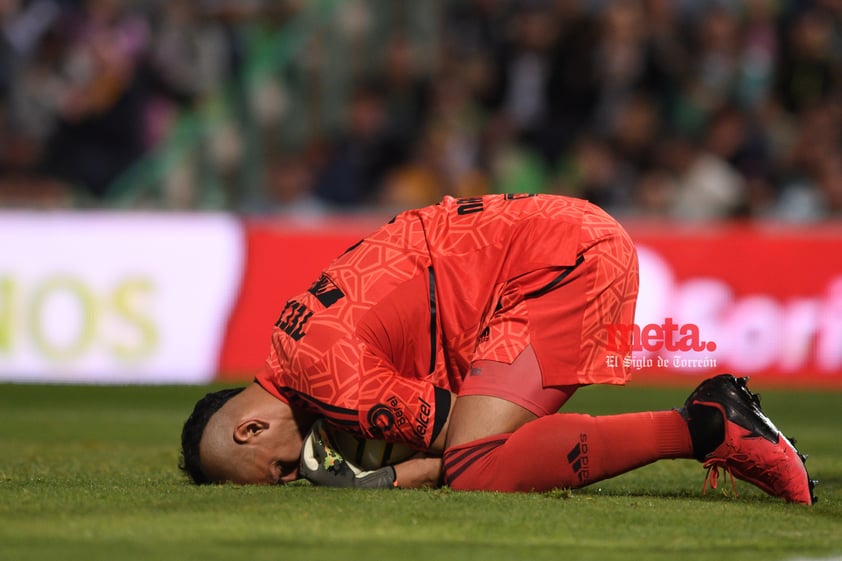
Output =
[{"x1": 256, "y1": 194, "x2": 638, "y2": 449}]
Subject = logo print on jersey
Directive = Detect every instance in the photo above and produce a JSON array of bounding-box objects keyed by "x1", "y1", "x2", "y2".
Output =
[
  {"x1": 412, "y1": 397, "x2": 432, "y2": 440},
  {"x1": 275, "y1": 299, "x2": 312, "y2": 341},
  {"x1": 367, "y1": 404, "x2": 395, "y2": 435},
  {"x1": 456, "y1": 196, "x2": 484, "y2": 215},
  {"x1": 567, "y1": 433, "x2": 590, "y2": 483},
  {"x1": 308, "y1": 273, "x2": 345, "y2": 307}
]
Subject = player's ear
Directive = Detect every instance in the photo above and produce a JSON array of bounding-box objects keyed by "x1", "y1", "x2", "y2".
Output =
[{"x1": 233, "y1": 419, "x2": 270, "y2": 444}]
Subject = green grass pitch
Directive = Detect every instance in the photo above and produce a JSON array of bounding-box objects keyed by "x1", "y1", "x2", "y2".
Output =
[{"x1": 1, "y1": 381, "x2": 840, "y2": 561}]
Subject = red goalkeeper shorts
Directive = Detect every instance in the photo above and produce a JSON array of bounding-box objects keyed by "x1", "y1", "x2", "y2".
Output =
[{"x1": 460, "y1": 202, "x2": 639, "y2": 416}]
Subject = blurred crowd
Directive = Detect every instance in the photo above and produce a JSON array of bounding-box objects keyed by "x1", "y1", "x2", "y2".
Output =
[
  {"x1": 0, "y1": 0, "x2": 288, "y2": 206},
  {"x1": 1, "y1": 0, "x2": 842, "y2": 221}
]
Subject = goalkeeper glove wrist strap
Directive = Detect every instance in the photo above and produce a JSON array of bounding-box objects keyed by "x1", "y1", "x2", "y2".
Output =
[{"x1": 354, "y1": 465, "x2": 397, "y2": 489}]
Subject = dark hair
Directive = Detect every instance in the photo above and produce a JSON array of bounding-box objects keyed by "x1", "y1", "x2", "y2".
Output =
[{"x1": 179, "y1": 387, "x2": 245, "y2": 484}]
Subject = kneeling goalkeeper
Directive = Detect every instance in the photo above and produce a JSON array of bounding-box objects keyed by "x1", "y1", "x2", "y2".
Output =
[{"x1": 181, "y1": 194, "x2": 815, "y2": 504}]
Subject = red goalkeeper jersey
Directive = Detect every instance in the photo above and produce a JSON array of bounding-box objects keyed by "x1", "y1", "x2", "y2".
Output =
[{"x1": 256, "y1": 194, "x2": 635, "y2": 449}]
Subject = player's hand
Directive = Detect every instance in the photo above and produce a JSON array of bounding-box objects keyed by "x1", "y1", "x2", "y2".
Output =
[{"x1": 300, "y1": 419, "x2": 397, "y2": 489}]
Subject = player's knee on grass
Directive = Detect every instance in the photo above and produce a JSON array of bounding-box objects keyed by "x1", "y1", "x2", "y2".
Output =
[
  {"x1": 442, "y1": 350, "x2": 580, "y2": 492},
  {"x1": 443, "y1": 436, "x2": 508, "y2": 491},
  {"x1": 442, "y1": 394, "x2": 538, "y2": 492}
]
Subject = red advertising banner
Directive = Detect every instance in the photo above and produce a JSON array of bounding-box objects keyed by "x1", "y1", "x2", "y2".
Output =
[
  {"x1": 629, "y1": 223, "x2": 842, "y2": 388},
  {"x1": 218, "y1": 219, "x2": 842, "y2": 388},
  {"x1": 218, "y1": 218, "x2": 380, "y2": 378}
]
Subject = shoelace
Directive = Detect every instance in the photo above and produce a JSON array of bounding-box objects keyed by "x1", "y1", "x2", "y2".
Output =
[{"x1": 702, "y1": 458, "x2": 739, "y2": 498}]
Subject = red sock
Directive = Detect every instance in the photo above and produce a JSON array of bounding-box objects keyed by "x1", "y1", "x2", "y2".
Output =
[{"x1": 443, "y1": 410, "x2": 693, "y2": 492}]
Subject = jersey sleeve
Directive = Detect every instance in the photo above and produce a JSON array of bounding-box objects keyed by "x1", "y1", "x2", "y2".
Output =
[
  {"x1": 353, "y1": 344, "x2": 451, "y2": 449},
  {"x1": 255, "y1": 329, "x2": 451, "y2": 450}
]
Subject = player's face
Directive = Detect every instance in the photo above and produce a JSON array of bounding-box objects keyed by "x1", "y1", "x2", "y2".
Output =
[
  {"x1": 227, "y1": 419, "x2": 306, "y2": 485},
  {"x1": 233, "y1": 439, "x2": 301, "y2": 485}
]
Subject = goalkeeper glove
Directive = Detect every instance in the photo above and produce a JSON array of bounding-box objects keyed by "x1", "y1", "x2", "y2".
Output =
[{"x1": 299, "y1": 419, "x2": 397, "y2": 489}]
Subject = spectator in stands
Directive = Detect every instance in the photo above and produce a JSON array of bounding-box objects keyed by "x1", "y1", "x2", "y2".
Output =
[
  {"x1": 38, "y1": 0, "x2": 150, "y2": 199},
  {"x1": 773, "y1": 100, "x2": 842, "y2": 221},
  {"x1": 312, "y1": 80, "x2": 404, "y2": 207},
  {"x1": 775, "y1": 6, "x2": 839, "y2": 115},
  {"x1": 146, "y1": 0, "x2": 231, "y2": 146},
  {"x1": 378, "y1": 33, "x2": 432, "y2": 162},
  {"x1": 666, "y1": 133, "x2": 747, "y2": 221},
  {"x1": 484, "y1": 0, "x2": 559, "y2": 162}
]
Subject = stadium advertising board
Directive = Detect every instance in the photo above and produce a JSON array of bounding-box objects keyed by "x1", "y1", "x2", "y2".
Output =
[
  {"x1": 1, "y1": 213, "x2": 839, "y2": 387},
  {"x1": 0, "y1": 212, "x2": 243, "y2": 383},
  {"x1": 628, "y1": 225, "x2": 842, "y2": 386}
]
